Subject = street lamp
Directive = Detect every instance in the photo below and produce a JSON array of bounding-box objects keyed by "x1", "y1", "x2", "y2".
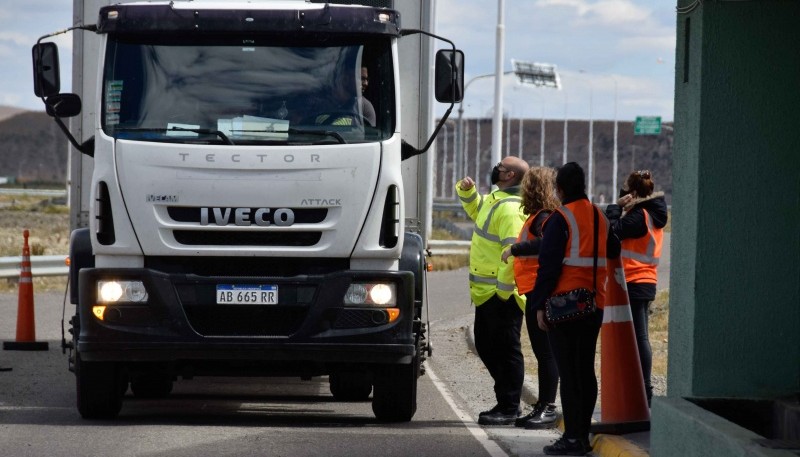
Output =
[{"x1": 512, "y1": 60, "x2": 561, "y2": 166}]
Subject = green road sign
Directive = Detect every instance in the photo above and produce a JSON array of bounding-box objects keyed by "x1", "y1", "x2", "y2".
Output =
[{"x1": 635, "y1": 116, "x2": 661, "y2": 135}]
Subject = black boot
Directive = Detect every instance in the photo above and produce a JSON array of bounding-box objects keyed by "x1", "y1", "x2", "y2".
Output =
[{"x1": 514, "y1": 402, "x2": 558, "y2": 429}]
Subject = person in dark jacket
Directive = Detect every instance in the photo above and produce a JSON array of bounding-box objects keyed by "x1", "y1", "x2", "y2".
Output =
[
  {"x1": 528, "y1": 162, "x2": 621, "y2": 456},
  {"x1": 605, "y1": 170, "x2": 668, "y2": 406}
]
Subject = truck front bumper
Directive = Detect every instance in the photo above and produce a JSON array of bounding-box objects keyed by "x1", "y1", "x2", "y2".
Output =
[{"x1": 76, "y1": 268, "x2": 417, "y2": 368}]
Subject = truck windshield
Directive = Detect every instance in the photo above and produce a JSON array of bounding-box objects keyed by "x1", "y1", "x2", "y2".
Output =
[{"x1": 102, "y1": 35, "x2": 395, "y2": 145}]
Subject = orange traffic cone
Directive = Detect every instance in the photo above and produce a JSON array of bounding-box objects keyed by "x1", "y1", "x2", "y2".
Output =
[
  {"x1": 591, "y1": 255, "x2": 649, "y2": 434},
  {"x1": 3, "y1": 230, "x2": 49, "y2": 351}
]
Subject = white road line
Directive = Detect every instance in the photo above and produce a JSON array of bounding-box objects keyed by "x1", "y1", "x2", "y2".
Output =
[{"x1": 425, "y1": 362, "x2": 509, "y2": 457}]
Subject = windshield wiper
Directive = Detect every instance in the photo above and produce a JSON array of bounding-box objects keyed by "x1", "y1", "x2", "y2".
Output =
[
  {"x1": 287, "y1": 128, "x2": 347, "y2": 144},
  {"x1": 168, "y1": 126, "x2": 235, "y2": 145},
  {"x1": 113, "y1": 127, "x2": 235, "y2": 145}
]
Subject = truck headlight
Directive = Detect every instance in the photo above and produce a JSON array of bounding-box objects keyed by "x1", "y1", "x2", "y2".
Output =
[
  {"x1": 97, "y1": 280, "x2": 148, "y2": 304},
  {"x1": 344, "y1": 282, "x2": 395, "y2": 307}
]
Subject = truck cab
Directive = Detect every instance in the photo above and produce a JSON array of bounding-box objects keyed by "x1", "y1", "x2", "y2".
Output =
[{"x1": 33, "y1": 0, "x2": 462, "y2": 422}]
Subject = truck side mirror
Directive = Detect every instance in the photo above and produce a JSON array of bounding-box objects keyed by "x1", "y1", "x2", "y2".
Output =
[
  {"x1": 434, "y1": 49, "x2": 464, "y2": 103},
  {"x1": 32, "y1": 42, "x2": 61, "y2": 98},
  {"x1": 45, "y1": 93, "x2": 82, "y2": 118}
]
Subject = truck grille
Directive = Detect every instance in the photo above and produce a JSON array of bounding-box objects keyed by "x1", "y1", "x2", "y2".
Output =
[
  {"x1": 185, "y1": 305, "x2": 307, "y2": 337},
  {"x1": 173, "y1": 230, "x2": 321, "y2": 246}
]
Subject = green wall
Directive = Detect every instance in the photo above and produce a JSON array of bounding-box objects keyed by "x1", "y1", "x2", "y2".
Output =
[{"x1": 667, "y1": 0, "x2": 800, "y2": 399}]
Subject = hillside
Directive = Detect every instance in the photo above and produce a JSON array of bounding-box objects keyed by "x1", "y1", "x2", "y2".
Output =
[
  {"x1": 0, "y1": 109, "x2": 67, "y2": 185},
  {"x1": 0, "y1": 106, "x2": 673, "y2": 201}
]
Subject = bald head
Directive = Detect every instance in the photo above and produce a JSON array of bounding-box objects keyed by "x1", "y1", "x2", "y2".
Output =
[{"x1": 497, "y1": 156, "x2": 529, "y2": 188}]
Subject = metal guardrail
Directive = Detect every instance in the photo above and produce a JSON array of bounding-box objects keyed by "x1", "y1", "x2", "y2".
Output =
[
  {"x1": 0, "y1": 255, "x2": 69, "y2": 279},
  {"x1": 0, "y1": 188, "x2": 67, "y2": 197},
  {"x1": 0, "y1": 241, "x2": 470, "y2": 279}
]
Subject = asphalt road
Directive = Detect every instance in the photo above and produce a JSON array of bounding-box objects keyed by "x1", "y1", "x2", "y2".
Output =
[
  {"x1": 0, "y1": 238, "x2": 669, "y2": 457},
  {"x1": 0, "y1": 269, "x2": 558, "y2": 457}
]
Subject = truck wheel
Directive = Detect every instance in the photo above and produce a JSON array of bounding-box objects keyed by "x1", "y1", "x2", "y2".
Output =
[
  {"x1": 329, "y1": 372, "x2": 372, "y2": 401},
  {"x1": 371, "y1": 357, "x2": 419, "y2": 422},
  {"x1": 131, "y1": 376, "x2": 173, "y2": 399},
  {"x1": 75, "y1": 352, "x2": 123, "y2": 419}
]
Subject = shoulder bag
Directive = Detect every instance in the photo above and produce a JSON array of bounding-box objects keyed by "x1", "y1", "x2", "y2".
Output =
[{"x1": 545, "y1": 207, "x2": 599, "y2": 324}]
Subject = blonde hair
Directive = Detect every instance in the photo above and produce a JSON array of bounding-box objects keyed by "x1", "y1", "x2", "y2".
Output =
[{"x1": 520, "y1": 167, "x2": 560, "y2": 215}]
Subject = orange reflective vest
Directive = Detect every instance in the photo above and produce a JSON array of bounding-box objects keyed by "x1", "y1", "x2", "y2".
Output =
[
  {"x1": 620, "y1": 209, "x2": 663, "y2": 284},
  {"x1": 513, "y1": 211, "x2": 544, "y2": 295},
  {"x1": 550, "y1": 200, "x2": 609, "y2": 309}
]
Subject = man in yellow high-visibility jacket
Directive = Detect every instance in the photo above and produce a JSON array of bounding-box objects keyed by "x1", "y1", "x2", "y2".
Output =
[{"x1": 456, "y1": 156, "x2": 528, "y2": 426}]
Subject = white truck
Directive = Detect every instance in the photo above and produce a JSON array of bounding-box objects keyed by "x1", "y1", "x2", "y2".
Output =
[{"x1": 32, "y1": 0, "x2": 463, "y2": 422}]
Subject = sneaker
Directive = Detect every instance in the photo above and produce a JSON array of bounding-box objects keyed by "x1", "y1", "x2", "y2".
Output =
[
  {"x1": 543, "y1": 437, "x2": 590, "y2": 456},
  {"x1": 515, "y1": 403, "x2": 558, "y2": 429},
  {"x1": 477, "y1": 410, "x2": 518, "y2": 426}
]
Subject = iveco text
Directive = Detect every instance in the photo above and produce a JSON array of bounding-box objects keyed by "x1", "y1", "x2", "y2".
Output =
[{"x1": 200, "y1": 207, "x2": 295, "y2": 226}]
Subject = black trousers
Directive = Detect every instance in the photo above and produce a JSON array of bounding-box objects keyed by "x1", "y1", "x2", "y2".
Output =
[
  {"x1": 547, "y1": 310, "x2": 603, "y2": 441},
  {"x1": 525, "y1": 310, "x2": 559, "y2": 404},
  {"x1": 474, "y1": 294, "x2": 524, "y2": 414},
  {"x1": 630, "y1": 299, "x2": 653, "y2": 401}
]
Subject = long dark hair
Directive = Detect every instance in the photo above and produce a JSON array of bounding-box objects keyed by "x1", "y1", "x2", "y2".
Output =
[{"x1": 555, "y1": 162, "x2": 585, "y2": 200}]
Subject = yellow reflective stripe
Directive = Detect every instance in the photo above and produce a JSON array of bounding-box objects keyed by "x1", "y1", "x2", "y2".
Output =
[
  {"x1": 481, "y1": 196, "x2": 522, "y2": 234},
  {"x1": 497, "y1": 281, "x2": 516, "y2": 292},
  {"x1": 468, "y1": 274, "x2": 516, "y2": 292},
  {"x1": 469, "y1": 274, "x2": 496, "y2": 285},
  {"x1": 460, "y1": 193, "x2": 478, "y2": 203},
  {"x1": 473, "y1": 225, "x2": 501, "y2": 243}
]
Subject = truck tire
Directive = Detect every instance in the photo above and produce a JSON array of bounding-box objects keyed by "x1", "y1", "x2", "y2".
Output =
[
  {"x1": 131, "y1": 376, "x2": 173, "y2": 399},
  {"x1": 329, "y1": 372, "x2": 372, "y2": 401},
  {"x1": 76, "y1": 352, "x2": 123, "y2": 419},
  {"x1": 371, "y1": 356, "x2": 419, "y2": 422}
]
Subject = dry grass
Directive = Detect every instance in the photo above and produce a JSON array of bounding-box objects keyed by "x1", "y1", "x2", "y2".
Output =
[
  {"x1": 428, "y1": 227, "x2": 470, "y2": 271},
  {"x1": 0, "y1": 195, "x2": 69, "y2": 257},
  {"x1": 0, "y1": 194, "x2": 70, "y2": 293},
  {"x1": 521, "y1": 289, "x2": 670, "y2": 391}
]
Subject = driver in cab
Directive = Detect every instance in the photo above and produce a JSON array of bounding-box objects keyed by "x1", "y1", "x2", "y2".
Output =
[{"x1": 315, "y1": 66, "x2": 373, "y2": 127}]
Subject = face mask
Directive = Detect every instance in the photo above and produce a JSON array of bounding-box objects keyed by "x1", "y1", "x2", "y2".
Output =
[{"x1": 490, "y1": 165, "x2": 502, "y2": 185}]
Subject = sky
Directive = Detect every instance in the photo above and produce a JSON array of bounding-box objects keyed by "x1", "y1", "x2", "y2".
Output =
[{"x1": 0, "y1": 0, "x2": 676, "y2": 122}]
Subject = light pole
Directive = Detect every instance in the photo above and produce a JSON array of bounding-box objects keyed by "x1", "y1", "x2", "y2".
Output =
[
  {"x1": 578, "y1": 70, "x2": 594, "y2": 201},
  {"x1": 540, "y1": 102, "x2": 546, "y2": 166},
  {"x1": 440, "y1": 122, "x2": 450, "y2": 198},
  {"x1": 563, "y1": 92, "x2": 568, "y2": 164},
  {"x1": 612, "y1": 77, "x2": 619, "y2": 194},
  {"x1": 518, "y1": 114, "x2": 523, "y2": 158},
  {"x1": 491, "y1": 0, "x2": 506, "y2": 168}
]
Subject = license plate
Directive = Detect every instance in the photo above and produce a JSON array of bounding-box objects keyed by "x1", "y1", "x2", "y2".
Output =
[{"x1": 216, "y1": 284, "x2": 278, "y2": 305}]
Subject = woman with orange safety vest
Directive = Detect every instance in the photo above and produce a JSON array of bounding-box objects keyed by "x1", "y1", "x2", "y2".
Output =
[
  {"x1": 605, "y1": 170, "x2": 668, "y2": 406},
  {"x1": 500, "y1": 167, "x2": 562, "y2": 430},
  {"x1": 527, "y1": 162, "x2": 620, "y2": 456}
]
